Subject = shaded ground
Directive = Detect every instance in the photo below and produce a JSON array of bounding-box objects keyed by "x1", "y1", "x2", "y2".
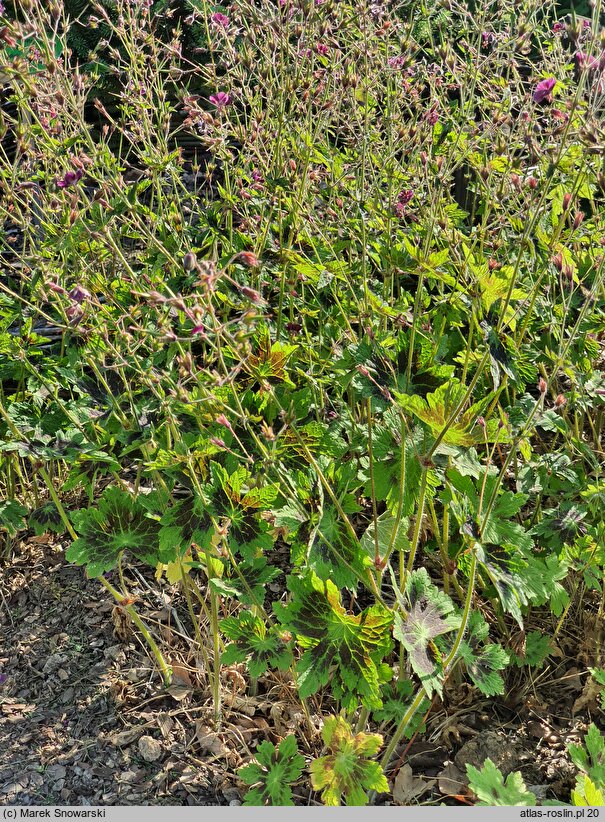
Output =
[
  {"x1": 1, "y1": 538, "x2": 603, "y2": 806},
  {"x1": 0, "y1": 540, "x2": 228, "y2": 805}
]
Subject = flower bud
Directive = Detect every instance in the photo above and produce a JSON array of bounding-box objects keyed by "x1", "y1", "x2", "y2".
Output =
[
  {"x1": 238, "y1": 251, "x2": 260, "y2": 267},
  {"x1": 216, "y1": 414, "x2": 233, "y2": 430},
  {"x1": 183, "y1": 252, "x2": 197, "y2": 271},
  {"x1": 539, "y1": 377, "x2": 547, "y2": 394}
]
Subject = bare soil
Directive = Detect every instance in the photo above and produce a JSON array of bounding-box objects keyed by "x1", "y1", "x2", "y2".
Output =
[{"x1": 1, "y1": 538, "x2": 603, "y2": 806}]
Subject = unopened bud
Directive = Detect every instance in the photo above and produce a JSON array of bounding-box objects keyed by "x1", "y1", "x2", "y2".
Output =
[
  {"x1": 573, "y1": 211, "x2": 585, "y2": 230},
  {"x1": 539, "y1": 377, "x2": 547, "y2": 394},
  {"x1": 240, "y1": 285, "x2": 264, "y2": 302},
  {"x1": 216, "y1": 414, "x2": 233, "y2": 430},
  {"x1": 554, "y1": 393, "x2": 567, "y2": 408},
  {"x1": 238, "y1": 251, "x2": 260, "y2": 267},
  {"x1": 183, "y1": 252, "x2": 197, "y2": 271},
  {"x1": 562, "y1": 192, "x2": 572, "y2": 210}
]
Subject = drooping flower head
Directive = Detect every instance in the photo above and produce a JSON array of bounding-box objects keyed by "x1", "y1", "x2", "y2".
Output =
[{"x1": 532, "y1": 77, "x2": 556, "y2": 103}]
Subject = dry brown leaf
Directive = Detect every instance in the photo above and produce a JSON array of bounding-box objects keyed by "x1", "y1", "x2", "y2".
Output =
[
  {"x1": 138, "y1": 735, "x2": 163, "y2": 763},
  {"x1": 439, "y1": 719, "x2": 476, "y2": 747},
  {"x1": 108, "y1": 726, "x2": 147, "y2": 747},
  {"x1": 170, "y1": 662, "x2": 193, "y2": 686},
  {"x1": 156, "y1": 712, "x2": 174, "y2": 739},
  {"x1": 392, "y1": 764, "x2": 434, "y2": 805},
  {"x1": 167, "y1": 683, "x2": 193, "y2": 702},
  {"x1": 437, "y1": 763, "x2": 468, "y2": 797},
  {"x1": 573, "y1": 677, "x2": 603, "y2": 715},
  {"x1": 111, "y1": 605, "x2": 132, "y2": 641},
  {"x1": 194, "y1": 721, "x2": 229, "y2": 758}
]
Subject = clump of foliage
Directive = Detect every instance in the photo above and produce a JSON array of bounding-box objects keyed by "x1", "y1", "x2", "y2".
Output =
[{"x1": 1, "y1": 0, "x2": 604, "y2": 806}]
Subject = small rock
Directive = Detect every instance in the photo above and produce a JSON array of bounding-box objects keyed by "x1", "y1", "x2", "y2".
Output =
[
  {"x1": 42, "y1": 653, "x2": 68, "y2": 674},
  {"x1": 138, "y1": 735, "x2": 162, "y2": 763}
]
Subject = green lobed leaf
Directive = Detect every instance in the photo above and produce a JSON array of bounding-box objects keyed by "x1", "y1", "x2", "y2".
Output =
[
  {"x1": 310, "y1": 716, "x2": 388, "y2": 806},
  {"x1": 466, "y1": 759, "x2": 537, "y2": 806},
  {"x1": 239, "y1": 736, "x2": 305, "y2": 806},
  {"x1": 221, "y1": 611, "x2": 292, "y2": 678},
  {"x1": 65, "y1": 487, "x2": 163, "y2": 577},
  {"x1": 275, "y1": 572, "x2": 393, "y2": 710}
]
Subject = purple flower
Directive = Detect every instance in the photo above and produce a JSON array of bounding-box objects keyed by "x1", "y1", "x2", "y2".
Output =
[
  {"x1": 209, "y1": 91, "x2": 231, "y2": 109},
  {"x1": 211, "y1": 12, "x2": 230, "y2": 28},
  {"x1": 0, "y1": 673, "x2": 7, "y2": 685},
  {"x1": 68, "y1": 285, "x2": 91, "y2": 304},
  {"x1": 57, "y1": 168, "x2": 83, "y2": 188},
  {"x1": 316, "y1": 43, "x2": 329, "y2": 55},
  {"x1": 532, "y1": 77, "x2": 556, "y2": 103},
  {"x1": 0, "y1": 2, "x2": 5, "y2": 15}
]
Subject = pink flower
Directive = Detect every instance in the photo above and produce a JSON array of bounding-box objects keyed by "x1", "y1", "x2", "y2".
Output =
[
  {"x1": 532, "y1": 77, "x2": 556, "y2": 103},
  {"x1": 209, "y1": 91, "x2": 231, "y2": 109},
  {"x1": 316, "y1": 43, "x2": 329, "y2": 55},
  {"x1": 211, "y1": 12, "x2": 229, "y2": 28}
]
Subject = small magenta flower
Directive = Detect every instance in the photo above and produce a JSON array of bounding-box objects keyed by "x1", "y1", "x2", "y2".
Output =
[
  {"x1": 533, "y1": 77, "x2": 556, "y2": 103},
  {"x1": 552, "y1": 21, "x2": 565, "y2": 34},
  {"x1": 316, "y1": 43, "x2": 329, "y2": 55},
  {"x1": 211, "y1": 12, "x2": 229, "y2": 28},
  {"x1": 395, "y1": 189, "x2": 414, "y2": 218},
  {"x1": 57, "y1": 168, "x2": 83, "y2": 188},
  {"x1": 209, "y1": 91, "x2": 231, "y2": 109}
]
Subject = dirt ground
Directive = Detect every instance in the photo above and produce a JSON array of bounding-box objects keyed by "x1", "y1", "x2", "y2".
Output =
[{"x1": 1, "y1": 538, "x2": 602, "y2": 806}]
